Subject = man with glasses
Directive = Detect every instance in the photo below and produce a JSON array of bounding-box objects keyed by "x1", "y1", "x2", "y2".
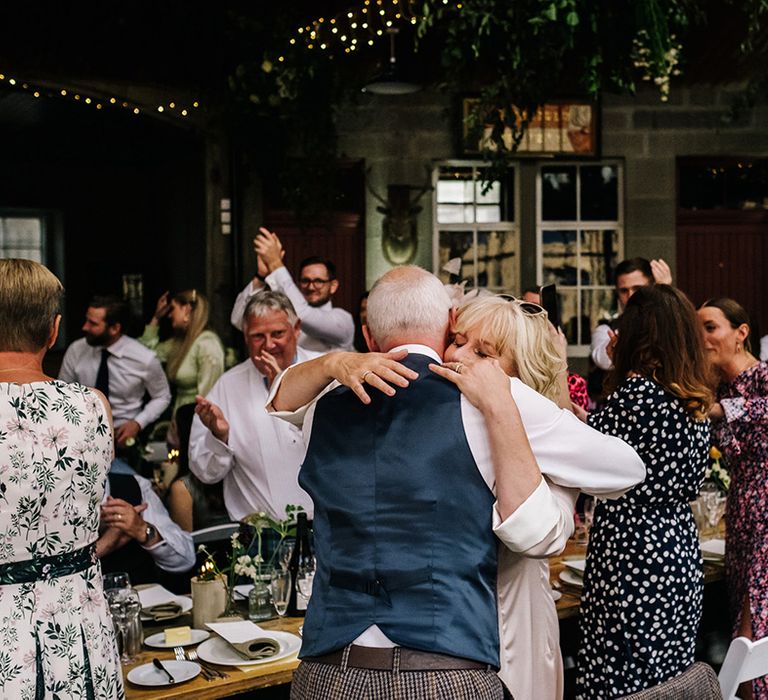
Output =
[{"x1": 230, "y1": 227, "x2": 355, "y2": 353}]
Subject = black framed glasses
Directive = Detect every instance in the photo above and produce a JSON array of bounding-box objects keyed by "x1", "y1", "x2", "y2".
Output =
[
  {"x1": 299, "y1": 277, "x2": 332, "y2": 288},
  {"x1": 496, "y1": 294, "x2": 547, "y2": 316}
]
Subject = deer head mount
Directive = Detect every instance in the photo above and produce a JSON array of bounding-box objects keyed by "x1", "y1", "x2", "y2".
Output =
[{"x1": 367, "y1": 170, "x2": 432, "y2": 265}]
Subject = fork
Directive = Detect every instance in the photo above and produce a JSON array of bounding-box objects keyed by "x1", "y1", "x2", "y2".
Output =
[
  {"x1": 174, "y1": 646, "x2": 216, "y2": 682},
  {"x1": 186, "y1": 648, "x2": 229, "y2": 679}
]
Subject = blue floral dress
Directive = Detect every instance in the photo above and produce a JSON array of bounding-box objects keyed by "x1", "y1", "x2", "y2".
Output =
[
  {"x1": 0, "y1": 381, "x2": 124, "y2": 699},
  {"x1": 576, "y1": 376, "x2": 710, "y2": 699}
]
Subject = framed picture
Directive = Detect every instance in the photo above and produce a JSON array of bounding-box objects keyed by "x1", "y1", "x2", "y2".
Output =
[{"x1": 461, "y1": 98, "x2": 598, "y2": 157}]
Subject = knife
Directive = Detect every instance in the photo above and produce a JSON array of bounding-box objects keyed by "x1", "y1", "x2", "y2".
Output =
[{"x1": 152, "y1": 658, "x2": 176, "y2": 684}]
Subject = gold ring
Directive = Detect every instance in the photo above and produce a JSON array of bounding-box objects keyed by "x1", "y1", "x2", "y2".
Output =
[
  {"x1": 454, "y1": 362, "x2": 464, "y2": 374},
  {"x1": 361, "y1": 370, "x2": 372, "y2": 383}
]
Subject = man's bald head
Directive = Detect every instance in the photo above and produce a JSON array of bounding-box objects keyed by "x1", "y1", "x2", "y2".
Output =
[{"x1": 364, "y1": 266, "x2": 453, "y2": 352}]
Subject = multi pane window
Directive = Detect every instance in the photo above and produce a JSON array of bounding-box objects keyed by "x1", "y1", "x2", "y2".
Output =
[
  {"x1": 433, "y1": 163, "x2": 519, "y2": 291},
  {"x1": 0, "y1": 216, "x2": 45, "y2": 262},
  {"x1": 537, "y1": 162, "x2": 623, "y2": 351}
]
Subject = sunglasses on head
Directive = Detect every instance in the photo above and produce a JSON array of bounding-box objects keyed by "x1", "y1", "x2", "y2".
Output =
[{"x1": 496, "y1": 294, "x2": 547, "y2": 317}]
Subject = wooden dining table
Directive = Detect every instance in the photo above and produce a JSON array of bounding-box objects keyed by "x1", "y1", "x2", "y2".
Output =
[
  {"x1": 124, "y1": 525, "x2": 726, "y2": 699},
  {"x1": 549, "y1": 529, "x2": 726, "y2": 620},
  {"x1": 123, "y1": 615, "x2": 302, "y2": 700}
]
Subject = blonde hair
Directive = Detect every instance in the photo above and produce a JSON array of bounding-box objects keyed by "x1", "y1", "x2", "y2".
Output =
[
  {"x1": 167, "y1": 289, "x2": 210, "y2": 381},
  {"x1": 454, "y1": 296, "x2": 563, "y2": 402},
  {"x1": 0, "y1": 259, "x2": 63, "y2": 352}
]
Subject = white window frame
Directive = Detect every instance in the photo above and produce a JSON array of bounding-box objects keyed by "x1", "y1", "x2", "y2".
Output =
[
  {"x1": 0, "y1": 212, "x2": 47, "y2": 263},
  {"x1": 535, "y1": 160, "x2": 624, "y2": 356},
  {"x1": 432, "y1": 160, "x2": 520, "y2": 292}
]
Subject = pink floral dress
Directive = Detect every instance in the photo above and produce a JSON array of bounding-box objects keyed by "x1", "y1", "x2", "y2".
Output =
[
  {"x1": 0, "y1": 381, "x2": 123, "y2": 699},
  {"x1": 714, "y1": 361, "x2": 768, "y2": 699}
]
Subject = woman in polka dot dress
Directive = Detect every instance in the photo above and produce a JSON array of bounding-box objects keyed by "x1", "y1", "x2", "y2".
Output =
[{"x1": 575, "y1": 285, "x2": 712, "y2": 699}]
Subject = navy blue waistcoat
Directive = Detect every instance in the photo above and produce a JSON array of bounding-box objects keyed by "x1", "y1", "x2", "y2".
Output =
[{"x1": 298, "y1": 353, "x2": 500, "y2": 667}]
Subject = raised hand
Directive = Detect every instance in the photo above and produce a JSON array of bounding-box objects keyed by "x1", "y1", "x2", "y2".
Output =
[
  {"x1": 651, "y1": 258, "x2": 673, "y2": 285},
  {"x1": 195, "y1": 395, "x2": 230, "y2": 444},
  {"x1": 254, "y1": 227, "x2": 285, "y2": 273},
  {"x1": 152, "y1": 291, "x2": 171, "y2": 323}
]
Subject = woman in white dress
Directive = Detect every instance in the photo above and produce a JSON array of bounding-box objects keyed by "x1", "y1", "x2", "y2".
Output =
[{"x1": 0, "y1": 259, "x2": 123, "y2": 699}]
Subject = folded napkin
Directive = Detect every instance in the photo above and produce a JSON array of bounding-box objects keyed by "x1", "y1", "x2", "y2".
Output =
[
  {"x1": 230, "y1": 637, "x2": 280, "y2": 659},
  {"x1": 141, "y1": 602, "x2": 183, "y2": 621},
  {"x1": 206, "y1": 620, "x2": 281, "y2": 659}
]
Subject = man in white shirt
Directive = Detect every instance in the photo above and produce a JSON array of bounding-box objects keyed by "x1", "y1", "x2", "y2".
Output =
[
  {"x1": 591, "y1": 257, "x2": 672, "y2": 370},
  {"x1": 59, "y1": 296, "x2": 171, "y2": 446},
  {"x1": 230, "y1": 227, "x2": 354, "y2": 352},
  {"x1": 190, "y1": 290, "x2": 317, "y2": 521}
]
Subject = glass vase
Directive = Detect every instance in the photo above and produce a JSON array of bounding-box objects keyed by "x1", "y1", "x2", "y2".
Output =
[{"x1": 248, "y1": 579, "x2": 274, "y2": 622}]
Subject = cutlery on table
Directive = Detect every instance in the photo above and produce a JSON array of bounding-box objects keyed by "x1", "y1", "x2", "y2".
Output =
[
  {"x1": 152, "y1": 657, "x2": 176, "y2": 684},
  {"x1": 174, "y1": 647, "x2": 214, "y2": 681}
]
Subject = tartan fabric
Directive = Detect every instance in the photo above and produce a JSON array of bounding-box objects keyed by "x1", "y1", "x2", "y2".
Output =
[
  {"x1": 290, "y1": 661, "x2": 506, "y2": 700},
  {"x1": 618, "y1": 662, "x2": 722, "y2": 700}
]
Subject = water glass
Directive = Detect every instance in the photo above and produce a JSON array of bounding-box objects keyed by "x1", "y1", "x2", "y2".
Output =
[
  {"x1": 107, "y1": 587, "x2": 142, "y2": 663},
  {"x1": 102, "y1": 572, "x2": 131, "y2": 592},
  {"x1": 270, "y1": 569, "x2": 292, "y2": 617}
]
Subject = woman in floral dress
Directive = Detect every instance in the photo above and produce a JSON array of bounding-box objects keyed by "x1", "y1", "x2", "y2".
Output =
[
  {"x1": 576, "y1": 285, "x2": 712, "y2": 698},
  {"x1": 0, "y1": 259, "x2": 123, "y2": 699},
  {"x1": 699, "y1": 297, "x2": 768, "y2": 700}
]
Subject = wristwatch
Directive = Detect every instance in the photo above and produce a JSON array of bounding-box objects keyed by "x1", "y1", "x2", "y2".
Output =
[{"x1": 142, "y1": 524, "x2": 157, "y2": 545}]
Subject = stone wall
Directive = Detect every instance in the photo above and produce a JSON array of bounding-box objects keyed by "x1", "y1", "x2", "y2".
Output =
[{"x1": 336, "y1": 83, "x2": 768, "y2": 287}]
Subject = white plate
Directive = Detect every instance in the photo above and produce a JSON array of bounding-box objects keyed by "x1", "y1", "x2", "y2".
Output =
[
  {"x1": 559, "y1": 570, "x2": 584, "y2": 588},
  {"x1": 144, "y1": 629, "x2": 210, "y2": 648},
  {"x1": 563, "y1": 559, "x2": 586, "y2": 575},
  {"x1": 196, "y1": 630, "x2": 301, "y2": 666},
  {"x1": 550, "y1": 589, "x2": 562, "y2": 602},
  {"x1": 127, "y1": 660, "x2": 200, "y2": 687},
  {"x1": 140, "y1": 595, "x2": 193, "y2": 622}
]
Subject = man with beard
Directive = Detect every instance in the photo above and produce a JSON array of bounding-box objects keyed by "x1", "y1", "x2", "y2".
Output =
[
  {"x1": 59, "y1": 295, "x2": 171, "y2": 447},
  {"x1": 230, "y1": 227, "x2": 355, "y2": 352}
]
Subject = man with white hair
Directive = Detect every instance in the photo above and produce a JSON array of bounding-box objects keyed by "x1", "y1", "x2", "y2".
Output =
[
  {"x1": 267, "y1": 266, "x2": 645, "y2": 700},
  {"x1": 189, "y1": 290, "x2": 316, "y2": 521}
]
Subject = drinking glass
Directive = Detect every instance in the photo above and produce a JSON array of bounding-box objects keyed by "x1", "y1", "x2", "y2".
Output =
[
  {"x1": 270, "y1": 569, "x2": 292, "y2": 617},
  {"x1": 107, "y1": 587, "x2": 142, "y2": 663},
  {"x1": 102, "y1": 571, "x2": 131, "y2": 592},
  {"x1": 277, "y1": 539, "x2": 295, "y2": 572},
  {"x1": 296, "y1": 556, "x2": 316, "y2": 602}
]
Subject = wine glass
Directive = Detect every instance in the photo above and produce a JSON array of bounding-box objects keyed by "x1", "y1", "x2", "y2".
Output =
[
  {"x1": 106, "y1": 587, "x2": 142, "y2": 663},
  {"x1": 270, "y1": 569, "x2": 292, "y2": 617},
  {"x1": 277, "y1": 539, "x2": 295, "y2": 572},
  {"x1": 296, "y1": 556, "x2": 316, "y2": 602},
  {"x1": 102, "y1": 571, "x2": 131, "y2": 592}
]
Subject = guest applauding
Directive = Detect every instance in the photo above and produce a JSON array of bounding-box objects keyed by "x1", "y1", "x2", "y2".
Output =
[
  {"x1": 141, "y1": 289, "x2": 225, "y2": 422},
  {"x1": 0, "y1": 259, "x2": 123, "y2": 698},
  {"x1": 699, "y1": 297, "x2": 768, "y2": 700},
  {"x1": 576, "y1": 285, "x2": 712, "y2": 698}
]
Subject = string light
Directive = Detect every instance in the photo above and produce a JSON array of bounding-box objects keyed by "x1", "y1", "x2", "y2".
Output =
[
  {"x1": 0, "y1": 68, "x2": 201, "y2": 120},
  {"x1": 291, "y1": 0, "x2": 421, "y2": 55}
]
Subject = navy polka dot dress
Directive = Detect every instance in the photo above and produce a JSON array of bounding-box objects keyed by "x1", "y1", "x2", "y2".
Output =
[{"x1": 575, "y1": 376, "x2": 710, "y2": 699}]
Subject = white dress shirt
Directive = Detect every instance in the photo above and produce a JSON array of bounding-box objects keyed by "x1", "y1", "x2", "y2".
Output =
[
  {"x1": 230, "y1": 269, "x2": 355, "y2": 352},
  {"x1": 104, "y1": 473, "x2": 195, "y2": 572},
  {"x1": 189, "y1": 352, "x2": 318, "y2": 522},
  {"x1": 59, "y1": 335, "x2": 171, "y2": 429},
  {"x1": 267, "y1": 344, "x2": 646, "y2": 650}
]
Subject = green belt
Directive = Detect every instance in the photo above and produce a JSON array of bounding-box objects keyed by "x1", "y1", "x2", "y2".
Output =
[{"x1": 0, "y1": 543, "x2": 97, "y2": 585}]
